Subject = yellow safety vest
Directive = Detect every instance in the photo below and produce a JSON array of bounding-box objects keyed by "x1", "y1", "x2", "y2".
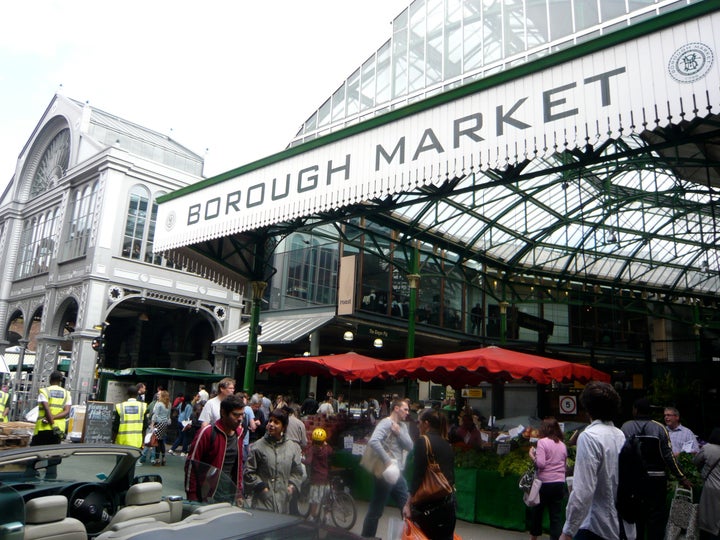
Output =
[
  {"x1": 34, "y1": 385, "x2": 69, "y2": 434},
  {"x1": 115, "y1": 399, "x2": 147, "y2": 448},
  {"x1": 0, "y1": 390, "x2": 9, "y2": 422}
]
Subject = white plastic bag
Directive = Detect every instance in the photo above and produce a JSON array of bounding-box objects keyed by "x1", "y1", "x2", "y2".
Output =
[
  {"x1": 143, "y1": 430, "x2": 153, "y2": 445},
  {"x1": 382, "y1": 460, "x2": 401, "y2": 484},
  {"x1": 523, "y1": 478, "x2": 542, "y2": 507}
]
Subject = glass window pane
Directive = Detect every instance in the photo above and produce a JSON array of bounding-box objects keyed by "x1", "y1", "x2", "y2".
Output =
[
  {"x1": 549, "y1": 0, "x2": 573, "y2": 41},
  {"x1": 408, "y1": 0, "x2": 426, "y2": 93},
  {"x1": 376, "y1": 41, "x2": 391, "y2": 105},
  {"x1": 574, "y1": 0, "x2": 599, "y2": 32},
  {"x1": 360, "y1": 57, "x2": 376, "y2": 112},
  {"x1": 346, "y1": 69, "x2": 360, "y2": 117},
  {"x1": 392, "y1": 26, "x2": 408, "y2": 98}
]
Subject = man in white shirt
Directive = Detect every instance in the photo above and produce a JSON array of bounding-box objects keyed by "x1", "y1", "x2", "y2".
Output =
[
  {"x1": 560, "y1": 381, "x2": 634, "y2": 540},
  {"x1": 199, "y1": 378, "x2": 235, "y2": 427},
  {"x1": 664, "y1": 407, "x2": 699, "y2": 455}
]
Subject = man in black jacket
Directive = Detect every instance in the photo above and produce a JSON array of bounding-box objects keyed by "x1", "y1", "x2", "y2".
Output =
[{"x1": 620, "y1": 398, "x2": 692, "y2": 540}]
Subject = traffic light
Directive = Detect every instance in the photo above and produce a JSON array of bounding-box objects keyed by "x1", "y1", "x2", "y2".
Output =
[{"x1": 91, "y1": 336, "x2": 105, "y2": 353}]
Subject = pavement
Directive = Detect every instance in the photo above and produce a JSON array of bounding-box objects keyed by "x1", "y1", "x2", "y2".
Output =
[{"x1": 148, "y1": 452, "x2": 528, "y2": 540}]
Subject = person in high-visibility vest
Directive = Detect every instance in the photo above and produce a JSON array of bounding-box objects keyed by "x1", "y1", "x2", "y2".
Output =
[
  {"x1": 31, "y1": 370, "x2": 71, "y2": 479},
  {"x1": 31, "y1": 370, "x2": 71, "y2": 443},
  {"x1": 113, "y1": 384, "x2": 147, "y2": 448},
  {"x1": 0, "y1": 384, "x2": 11, "y2": 422}
]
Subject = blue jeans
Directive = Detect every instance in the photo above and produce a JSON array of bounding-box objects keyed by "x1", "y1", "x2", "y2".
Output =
[{"x1": 361, "y1": 475, "x2": 409, "y2": 538}]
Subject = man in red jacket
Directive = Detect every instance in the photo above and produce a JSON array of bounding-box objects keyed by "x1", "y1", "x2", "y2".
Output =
[{"x1": 185, "y1": 394, "x2": 245, "y2": 505}]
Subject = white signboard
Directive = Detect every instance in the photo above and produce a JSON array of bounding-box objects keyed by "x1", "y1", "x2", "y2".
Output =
[{"x1": 156, "y1": 12, "x2": 720, "y2": 252}]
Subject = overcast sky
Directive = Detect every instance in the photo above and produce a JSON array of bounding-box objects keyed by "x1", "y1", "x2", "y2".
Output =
[{"x1": 0, "y1": 1, "x2": 408, "y2": 192}]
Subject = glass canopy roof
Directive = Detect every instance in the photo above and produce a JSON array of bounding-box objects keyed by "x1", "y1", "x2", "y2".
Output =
[
  {"x1": 162, "y1": 0, "x2": 719, "y2": 314},
  {"x1": 291, "y1": 0, "x2": 699, "y2": 146},
  {"x1": 280, "y1": 0, "x2": 719, "y2": 302}
]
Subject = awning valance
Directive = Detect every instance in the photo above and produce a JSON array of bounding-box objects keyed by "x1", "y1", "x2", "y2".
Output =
[
  {"x1": 213, "y1": 312, "x2": 335, "y2": 347},
  {"x1": 109, "y1": 367, "x2": 229, "y2": 382}
]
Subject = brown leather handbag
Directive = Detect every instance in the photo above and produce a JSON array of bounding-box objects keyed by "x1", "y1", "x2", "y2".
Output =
[{"x1": 411, "y1": 435, "x2": 454, "y2": 505}]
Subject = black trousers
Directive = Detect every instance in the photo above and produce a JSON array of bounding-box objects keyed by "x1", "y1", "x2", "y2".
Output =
[
  {"x1": 528, "y1": 481, "x2": 566, "y2": 540},
  {"x1": 635, "y1": 476, "x2": 668, "y2": 540}
]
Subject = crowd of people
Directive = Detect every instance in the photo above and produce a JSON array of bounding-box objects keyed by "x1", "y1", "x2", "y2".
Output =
[{"x1": 24, "y1": 372, "x2": 717, "y2": 540}]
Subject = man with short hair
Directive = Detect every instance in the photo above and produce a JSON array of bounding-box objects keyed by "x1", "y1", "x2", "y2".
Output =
[
  {"x1": 664, "y1": 406, "x2": 699, "y2": 455},
  {"x1": 199, "y1": 378, "x2": 236, "y2": 427},
  {"x1": 621, "y1": 398, "x2": 691, "y2": 540},
  {"x1": 560, "y1": 381, "x2": 630, "y2": 540},
  {"x1": 360, "y1": 398, "x2": 414, "y2": 538},
  {"x1": 31, "y1": 370, "x2": 71, "y2": 479},
  {"x1": 136, "y1": 382, "x2": 146, "y2": 402},
  {"x1": 185, "y1": 395, "x2": 245, "y2": 505},
  {"x1": 113, "y1": 385, "x2": 147, "y2": 448},
  {"x1": 300, "y1": 392, "x2": 319, "y2": 416}
]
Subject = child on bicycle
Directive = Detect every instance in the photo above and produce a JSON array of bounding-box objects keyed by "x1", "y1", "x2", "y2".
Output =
[{"x1": 304, "y1": 427, "x2": 333, "y2": 521}]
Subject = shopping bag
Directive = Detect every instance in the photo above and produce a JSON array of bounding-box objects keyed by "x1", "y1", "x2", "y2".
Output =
[
  {"x1": 401, "y1": 519, "x2": 429, "y2": 540},
  {"x1": 665, "y1": 487, "x2": 698, "y2": 540},
  {"x1": 144, "y1": 429, "x2": 158, "y2": 447},
  {"x1": 523, "y1": 477, "x2": 542, "y2": 507},
  {"x1": 360, "y1": 444, "x2": 385, "y2": 478},
  {"x1": 412, "y1": 435, "x2": 454, "y2": 504},
  {"x1": 519, "y1": 465, "x2": 536, "y2": 492}
]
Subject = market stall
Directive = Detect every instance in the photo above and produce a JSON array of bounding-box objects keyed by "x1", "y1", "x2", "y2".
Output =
[{"x1": 259, "y1": 347, "x2": 609, "y2": 531}]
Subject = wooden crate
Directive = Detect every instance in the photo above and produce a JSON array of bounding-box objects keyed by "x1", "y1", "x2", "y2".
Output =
[{"x1": 0, "y1": 433, "x2": 31, "y2": 449}]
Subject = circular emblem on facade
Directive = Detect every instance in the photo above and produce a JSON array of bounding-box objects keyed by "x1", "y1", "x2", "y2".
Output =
[
  {"x1": 165, "y1": 211, "x2": 176, "y2": 231},
  {"x1": 108, "y1": 285, "x2": 124, "y2": 302},
  {"x1": 668, "y1": 42, "x2": 714, "y2": 83},
  {"x1": 213, "y1": 305, "x2": 227, "y2": 321}
]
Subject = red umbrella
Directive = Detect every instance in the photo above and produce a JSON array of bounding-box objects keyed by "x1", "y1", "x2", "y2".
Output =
[
  {"x1": 367, "y1": 346, "x2": 610, "y2": 387},
  {"x1": 257, "y1": 352, "x2": 384, "y2": 382}
]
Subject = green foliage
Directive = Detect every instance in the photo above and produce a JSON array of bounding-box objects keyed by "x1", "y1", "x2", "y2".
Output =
[
  {"x1": 676, "y1": 452, "x2": 702, "y2": 492},
  {"x1": 497, "y1": 447, "x2": 533, "y2": 477}
]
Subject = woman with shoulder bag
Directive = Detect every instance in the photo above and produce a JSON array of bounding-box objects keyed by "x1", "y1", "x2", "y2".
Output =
[
  {"x1": 528, "y1": 417, "x2": 567, "y2": 540},
  {"x1": 403, "y1": 408, "x2": 456, "y2": 540}
]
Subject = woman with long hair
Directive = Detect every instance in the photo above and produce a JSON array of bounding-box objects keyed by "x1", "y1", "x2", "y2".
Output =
[
  {"x1": 403, "y1": 407, "x2": 456, "y2": 540},
  {"x1": 150, "y1": 389, "x2": 171, "y2": 466},
  {"x1": 529, "y1": 417, "x2": 568, "y2": 540}
]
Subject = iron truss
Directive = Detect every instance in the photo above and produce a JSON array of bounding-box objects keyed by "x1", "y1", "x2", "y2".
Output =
[{"x1": 177, "y1": 114, "x2": 720, "y2": 329}]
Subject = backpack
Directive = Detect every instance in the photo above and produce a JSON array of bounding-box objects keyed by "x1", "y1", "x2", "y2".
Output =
[{"x1": 616, "y1": 421, "x2": 661, "y2": 524}]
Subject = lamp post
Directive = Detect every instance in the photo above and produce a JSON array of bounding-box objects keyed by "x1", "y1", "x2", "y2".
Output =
[
  {"x1": 243, "y1": 280, "x2": 266, "y2": 395},
  {"x1": 10, "y1": 338, "x2": 29, "y2": 421}
]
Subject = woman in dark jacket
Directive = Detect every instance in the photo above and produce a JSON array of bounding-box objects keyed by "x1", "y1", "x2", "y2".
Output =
[{"x1": 403, "y1": 408, "x2": 456, "y2": 540}]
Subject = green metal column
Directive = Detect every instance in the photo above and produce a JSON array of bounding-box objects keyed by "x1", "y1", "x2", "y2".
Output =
[
  {"x1": 499, "y1": 301, "x2": 509, "y2": 345},
  {"x1": 243, "y1": 280, "x2": 266, "y2": 395},
  {"x1": 405, "y1": 248, "x2": 420, "y2": 401}
]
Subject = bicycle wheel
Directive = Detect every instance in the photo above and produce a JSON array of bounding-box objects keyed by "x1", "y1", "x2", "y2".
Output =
[
  {"x1": 330, "y1": 491, "x2": 357, "y2": 530},
  {"x1": 296, "y1": 484, "x2": 312, "y2": 518}
]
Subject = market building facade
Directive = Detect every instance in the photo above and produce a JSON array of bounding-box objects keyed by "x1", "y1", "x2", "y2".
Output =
[
  {"x1": 156, "y1": 0, "x2": 720, "y2": 433},
  {"x1": 0, "y1": 95, "x2": 245, "y2": 419}
]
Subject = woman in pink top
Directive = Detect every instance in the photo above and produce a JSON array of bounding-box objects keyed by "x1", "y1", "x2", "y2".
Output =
[{"x1": 528, "y1": 417, "x2": 568, "y2": 540}]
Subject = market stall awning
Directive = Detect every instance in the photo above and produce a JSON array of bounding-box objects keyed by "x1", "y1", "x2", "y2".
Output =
[
  {"x1": 110, "y1": 367, "x2": 229, "y2": 382},
  {"x1": 366, "y1": 346, "x2": 610, "y2": 387},
  {"x1": 258, "y1": 352, "x2": 384, "y2": 382},
  {"x1": 214, "y1": 312, "x2": 334, "y2": 347}
]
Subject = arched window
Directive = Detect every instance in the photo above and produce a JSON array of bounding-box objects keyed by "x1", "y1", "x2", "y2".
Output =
[
  {"x1": 15, "y1": 207, "x2": 60, "y2": 279},
  {"x1": 61, "y1": 181, "x2": 98, "y2": 261},
  {"x1": 121, "y1": 187, "x2": 177, "y2": 268}
]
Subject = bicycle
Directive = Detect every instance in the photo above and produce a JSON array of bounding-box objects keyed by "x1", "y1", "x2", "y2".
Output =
[{"x1": 297, "y1": 470, "x2": 357, "y2": 529}]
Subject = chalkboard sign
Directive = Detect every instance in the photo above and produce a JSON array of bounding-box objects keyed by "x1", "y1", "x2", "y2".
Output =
[{"x1": 82, "y1": 401, "x2": 115, "y2": 444}]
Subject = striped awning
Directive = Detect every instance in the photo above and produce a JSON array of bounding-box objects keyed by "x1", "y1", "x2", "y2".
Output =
[{"x1": 213, "y1": 312, "x2": 335, "y2": 347}]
